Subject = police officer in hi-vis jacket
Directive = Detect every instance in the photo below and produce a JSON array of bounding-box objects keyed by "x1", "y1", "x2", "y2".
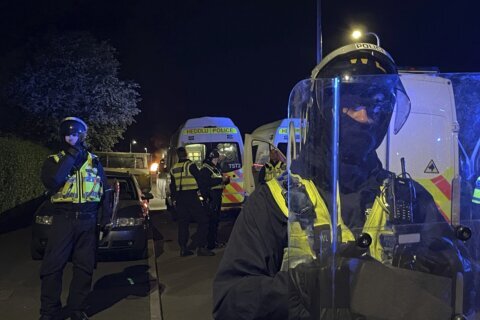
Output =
[
  {"x1": 169, "y1": 147, "x2": 215, "y2": 257},
  {"x1": 39, "y1": 117, "x2": 112, "y2": 320}
]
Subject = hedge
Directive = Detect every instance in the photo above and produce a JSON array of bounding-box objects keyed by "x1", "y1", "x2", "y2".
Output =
[{"x1": 0, "y1": 137, "x2": 51, "y2": 215}]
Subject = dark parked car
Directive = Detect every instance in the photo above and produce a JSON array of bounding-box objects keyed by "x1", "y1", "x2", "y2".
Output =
[{"x1": 31, "y1": 171, "x2": 153, "y2": 260}]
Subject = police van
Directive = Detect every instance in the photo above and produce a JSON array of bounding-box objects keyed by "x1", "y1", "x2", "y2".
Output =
[
  {"x1": 166, "y1": 116, "x2": 245, "y2": 211},
  {"x1": 243, "y1": 73, "x2": 463, "y2": 223},
  {"x1": 243, "y1": 118, "x2": 301, "y2": 193}
]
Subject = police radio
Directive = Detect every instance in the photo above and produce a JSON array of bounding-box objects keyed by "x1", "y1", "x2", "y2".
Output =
[{"x1": 387, "y1": 158, "x2": 416, "y2": 224}]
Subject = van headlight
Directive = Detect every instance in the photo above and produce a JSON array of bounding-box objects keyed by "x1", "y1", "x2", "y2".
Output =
[
  {"x1": 114, "y1": 218, "x2": 144, "y2": 227},
  {"x1": 35, "y1": 215, "x2": 53, "y2": 225}
]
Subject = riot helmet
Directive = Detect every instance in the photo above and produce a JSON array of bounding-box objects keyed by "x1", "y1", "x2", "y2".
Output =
[
  {"x1": 288, "y1": 43, "x2": 411, "y2": 191},
  {"x1": 176, "y1": 147, "x2": 187, "y2": 159},
  {"x1": 208, "y1": 149, "x2": 220, "y2": 160},
  {"x1": 311, "y1": 43, "x2": 410, "y2": 164},
  {"x1": 59, "y1": 117, "x2": 88, "y2": 142}
]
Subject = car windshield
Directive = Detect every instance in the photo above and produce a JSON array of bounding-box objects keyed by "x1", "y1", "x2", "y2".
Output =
[{"x1": 107, "y1": 176, "x2": 138, "y2": 200}]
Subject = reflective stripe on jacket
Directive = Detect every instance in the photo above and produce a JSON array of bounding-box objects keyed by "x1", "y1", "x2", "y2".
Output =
[
  {"x1": 264, "y1": 161, "x2": 286, "y2": 182},
  {"x1": 170, "y1": 160, "x2": 198, "y2": 191},
  {"x1": 51, "y1": 152, "x2": 103, "y2": 203},
  {"x1": 473, "y1": 177, "x2": 480, "y2": 204},
  {"x1": 202, "y1": 163, "x2": 224, "y2": 190},
  {"x1": 266, "y1": 176, "x2": 391, "y2": 268}
]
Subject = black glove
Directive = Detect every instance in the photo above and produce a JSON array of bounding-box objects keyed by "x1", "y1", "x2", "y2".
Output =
[
  {"x1": 288, "y1": 256, "x2": 369, "y2": 318},
  {"x1": 64, "y1": 142, "x2": 82, "y2": 158}
]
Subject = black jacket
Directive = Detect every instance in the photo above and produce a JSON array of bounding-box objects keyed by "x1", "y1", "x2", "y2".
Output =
[
  {"x1": 198, "y1": 160, "x2": 223, "y2": 199},
  {"x1": 212, "y1": 168, "x2": 475, "y2": 319},
  {"x1": 213, "y1": 184, "x2": 289, "y2": 320}
]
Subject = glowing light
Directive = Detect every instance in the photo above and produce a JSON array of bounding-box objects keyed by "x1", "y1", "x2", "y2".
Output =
[
  {"x1": 150, "y1": 162, "x2": 159, "y2": 172},
  {"x1": 352, "y1": 30, "x2": 362, "y2": 40}
]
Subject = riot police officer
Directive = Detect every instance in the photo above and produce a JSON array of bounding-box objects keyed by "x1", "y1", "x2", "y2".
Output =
[
  {"x1": 39, "y1": 117, "x2": 112, "y2": 320},
  {"x1": 213, "y1": 44, "x2": 478, "y2": 319}
]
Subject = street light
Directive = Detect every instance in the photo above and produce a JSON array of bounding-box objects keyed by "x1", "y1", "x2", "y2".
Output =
[
  {"x1": 130, "y1": 139, "x2": 137, "y2": 153},
  {"x1": 144, "y1": 147, "x2": 148, "y2": 153},
  {"x1": 351, "y1": 29, "x2": 381, "y2": 47}
]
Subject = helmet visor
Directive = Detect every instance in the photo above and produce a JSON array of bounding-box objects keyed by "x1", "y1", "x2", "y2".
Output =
[{"x1": 314, "y1": 74, "x2": 411, "y2": 135}]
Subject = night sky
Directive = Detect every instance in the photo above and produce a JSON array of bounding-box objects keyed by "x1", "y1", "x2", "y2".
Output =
[{"x1": 1, "y1": 0, "x2": 479, "y2": 152}]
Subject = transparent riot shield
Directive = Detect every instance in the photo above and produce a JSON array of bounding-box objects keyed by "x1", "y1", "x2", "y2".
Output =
[{"x1": 286, "y1": 72, "x2": 480, "y2": 319}]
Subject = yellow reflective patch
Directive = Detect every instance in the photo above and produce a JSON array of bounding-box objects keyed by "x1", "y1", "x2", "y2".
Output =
[
  {"x1": 278, "y1": 128, "x2": 301, "y2": 134},
  {"x1": 361, "y1": 58, "x2": 368, "y2": 64},
  {"x1": 182, "y1": 127, "x2": 238, "y2": 135},
  {"x1": 375, "y1": 61, "x2": 386, "y2": 73},
  {"x1": 350, "y1": 58, "x2": 358, "y2": 64}
]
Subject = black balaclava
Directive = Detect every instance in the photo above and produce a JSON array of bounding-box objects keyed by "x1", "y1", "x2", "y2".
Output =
[{"x1": 290, "y1": 44, "x2": 404, "y2": 194}]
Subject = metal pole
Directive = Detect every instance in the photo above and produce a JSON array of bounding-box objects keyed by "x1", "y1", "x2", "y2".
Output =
[
  {"x1": 366, "y1": 32, "x2": 380, "y2": 47},
  {"x1": 316, "y1": 0, "x2": 322, "y2": 63}
]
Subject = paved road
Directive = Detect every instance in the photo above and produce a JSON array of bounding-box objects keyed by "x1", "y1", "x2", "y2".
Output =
[
  {"x1": 0, "y1": 208, "x2": 237, "y2": 320},
  {"x1": 150, "y1": 210, "x2": 237, "y2": 320},
  {"x1": 0, "y1": 226, "x2": 157, "y2": 320}
]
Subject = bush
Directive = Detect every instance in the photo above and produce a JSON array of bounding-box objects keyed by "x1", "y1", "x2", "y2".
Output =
[{"x1": 0, "y1": 136, "x2": 50, "y2": 214}]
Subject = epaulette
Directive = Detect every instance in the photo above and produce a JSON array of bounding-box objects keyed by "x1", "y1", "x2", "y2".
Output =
[{"x1": 276, "y1": 172, "x2": 315, "y2": 229}]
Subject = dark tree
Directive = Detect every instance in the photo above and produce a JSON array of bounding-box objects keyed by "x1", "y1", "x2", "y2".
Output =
[{"x1": 5, "y1": 31, "x2": 141, "y2": 151}]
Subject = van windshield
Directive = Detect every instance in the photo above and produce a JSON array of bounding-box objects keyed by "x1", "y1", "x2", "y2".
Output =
[
  {"x1": 99, "y1": 155, "x2": 147, "y2": 169},
  {"x1": 185, "y1": 142, "x2": 242, "y2": 172}
]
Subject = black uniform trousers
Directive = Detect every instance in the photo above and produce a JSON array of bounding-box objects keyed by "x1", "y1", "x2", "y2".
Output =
[
  {"x1": 175, "y1": 190, "x2": 209, "y2": 249},
  {"x1": 40, "y1": 213, "x2": 97, "y2": 316},
  {"x1": 207, "y1": 190, "x2": 223, "y2": 249}
]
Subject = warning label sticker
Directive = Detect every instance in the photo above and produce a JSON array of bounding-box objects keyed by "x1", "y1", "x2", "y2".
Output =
[{"x1": 424, "y1": 160, "x2": 439, "y2": 174}]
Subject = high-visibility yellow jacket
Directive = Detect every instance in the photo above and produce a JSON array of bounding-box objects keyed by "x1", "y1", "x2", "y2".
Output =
[
  {"x1": 266, "y1": 176, "x2": 391, "y2": 268},
  {"x1": 170, "y1": 160, "x2": 198, "y2": 191},
  {"x1": 51, "y1": 151, "x2": 104, "y2": 203}
]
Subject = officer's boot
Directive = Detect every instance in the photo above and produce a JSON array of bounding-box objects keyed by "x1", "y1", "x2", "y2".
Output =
[
  {"x1": 70, "y1": 311, "x2": 89, "y2": 320},
  {"x1": 39, "y1": 316, "x2": 58, "y2": 320},
  {"x1": 197, "y1": 247, "x2": 215, "y2": 256},
  {"x1": 180, "y1": 247, "x2": 194, "y2": 257}
]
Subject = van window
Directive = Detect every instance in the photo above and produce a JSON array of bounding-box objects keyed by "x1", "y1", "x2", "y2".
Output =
[
  {"x1": 217, "y1": 143, "x2": 241, "y2": 172},
  {"x1": 185, "y1": 144, "x2": 206, "y2": 167},
  {"x1": 184, "y1": 142, "x2": 242, "y2": 172},
  {"x1": 99, "y1": 154, "x2": 147, "y2": 169},
  {"x1": 109, "y1": 157, "x2": 136, "y2": 169}
]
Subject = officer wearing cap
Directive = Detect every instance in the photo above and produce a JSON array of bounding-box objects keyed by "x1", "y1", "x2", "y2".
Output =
[
  {"x1": 169, "y1": 147, "x2": 214, "y2": 256},
  {"x1": 213, "y1": 44, "x2": 476, "y2": 319},
  {"x1": 258, "y1": 148, "x2": 286, "y2": 184},
  {"x1": 39, "y1": 117, "x2": 112, "y2": 320},
  {"x1": 198, "y1": 149, "x2": 230, "y2": 250}
]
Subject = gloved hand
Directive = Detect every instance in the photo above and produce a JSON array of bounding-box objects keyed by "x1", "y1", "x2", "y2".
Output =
[
  {"x1": 64, "y1": 142, "x2": 82, "y2": 158},
  {"x1": 101, "y1": 222, "x2": 113, "y2": 232},
  {"x1": 288, "y1": 261, "x2": 320, "y2": 315},
  {"x1": 222, "y1": 175, "x2": 230, "y2": 185},
  {"x1": 98, "y1": 222, "x2": 112, "y2": 241}
]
